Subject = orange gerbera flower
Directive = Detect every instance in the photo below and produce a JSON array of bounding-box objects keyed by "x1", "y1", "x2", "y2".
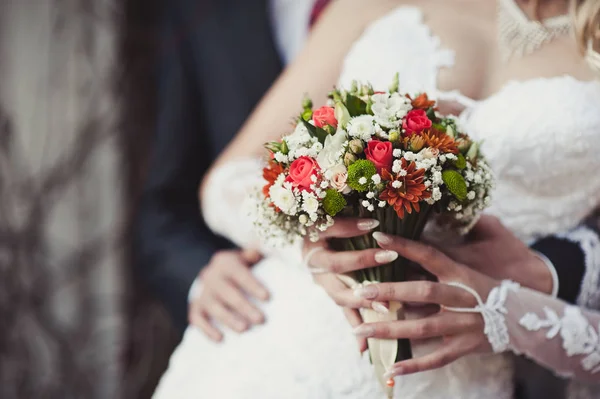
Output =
[
  {"x1": 408, "y1": 93, "x2": 436, "y2": 110},
  {"x1": 380, "y1": 159, "x2": 431, "y2": 219},
  {"x1": 262, "y1": 160, "x2": 285, "y2": 197},
  {"x1": 423, "y1": 129, "x2": 459, "y2": 154}
]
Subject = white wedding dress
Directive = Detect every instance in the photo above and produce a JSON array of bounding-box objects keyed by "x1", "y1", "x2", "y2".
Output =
[{"x1": 153, "y1": 7, "x2": 600, "y2": 399}]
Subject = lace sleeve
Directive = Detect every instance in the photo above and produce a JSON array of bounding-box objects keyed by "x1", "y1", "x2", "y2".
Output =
[
  {"x1": 449, "y1": 281, "x2": 600, "y2": 383},
  {"x1": 201, "y1": 158, "x2": 264, "y2": 249}
]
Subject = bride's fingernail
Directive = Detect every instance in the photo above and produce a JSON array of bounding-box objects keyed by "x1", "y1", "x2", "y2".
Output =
[
  {"x1": 353, "y1": 325, "x2": 375, "y2": 337},
  {"x1": 358, "y1": 219, "x2": 380, "y2": 231},
  {"x1": 372, "y1": 302, "x2": 389, "y2": 314},
  {"x1": 373, "y1": 232, "x2": 393, "y2": 245},
  {"x1": 375, "y1": 250, "x2": 398, "y2": 264},
  {"x1": 354, "y1": 285, "x2": 378, "y2": 299}
]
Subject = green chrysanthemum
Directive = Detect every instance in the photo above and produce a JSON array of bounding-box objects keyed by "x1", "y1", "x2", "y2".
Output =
[
  {"x1": 347, "y1": 160, "x2": 377, "y2": 192},
  {"x1": 323, "y1": 189, "x2": 347, "y2": 216},
  {"x1": 442, "y1": 170, "x2": 468, "y2": 201}
]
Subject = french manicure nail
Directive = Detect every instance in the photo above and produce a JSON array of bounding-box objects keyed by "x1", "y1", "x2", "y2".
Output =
[
  {"x1": 375, "y1": 250, "x2": 399, "y2": 264},
  {"x1": 354, "y1": 285, "x2": 378, "y2": 299},
  {"x1": 358, "y1": 219, "x2": 380, "y2": 231},
  {"x1": 372, "y1": 232, "x2": 393, "y2": 245},
  {"x1": 353, "y1": 325, "x2": 375, "y2": 337},
  {"x1": 372, "y1": 301, "x2": 389, "y2": 314}
]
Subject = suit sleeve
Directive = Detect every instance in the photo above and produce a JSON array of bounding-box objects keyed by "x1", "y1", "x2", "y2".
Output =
[
  {"x1": 133, "y1": 8, "x2": 229, "y2": 332},
  {"x1": 531, "y1": 211, "x2": 600, "y2": 305}
]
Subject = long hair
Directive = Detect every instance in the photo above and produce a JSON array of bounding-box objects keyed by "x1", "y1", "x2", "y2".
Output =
[{"x1": 571, "y1": 0, "x2": 600, "y2": 70}]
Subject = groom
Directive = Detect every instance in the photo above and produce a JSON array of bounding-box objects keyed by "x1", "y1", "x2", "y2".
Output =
[{"x1": 135, "y1": 0, "x2": 323, "y2": 334}]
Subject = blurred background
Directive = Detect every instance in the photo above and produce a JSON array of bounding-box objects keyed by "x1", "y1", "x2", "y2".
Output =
[{"x1": 0, "y1": 0, "x2": 179, "y2": 398}]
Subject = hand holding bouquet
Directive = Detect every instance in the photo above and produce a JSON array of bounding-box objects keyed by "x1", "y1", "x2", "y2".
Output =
[{"x1": 253, "y1": 74, "x2": 493, "y2": 396}]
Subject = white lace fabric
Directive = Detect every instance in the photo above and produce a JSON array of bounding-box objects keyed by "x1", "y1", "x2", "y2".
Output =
[{"x1": 446, "y1": 281, "x2": 600, "y2": 382}]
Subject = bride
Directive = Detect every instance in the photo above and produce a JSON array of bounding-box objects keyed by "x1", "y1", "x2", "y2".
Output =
[{"x1": 153, "y1": 0, "x2": 600, "y2": 398}]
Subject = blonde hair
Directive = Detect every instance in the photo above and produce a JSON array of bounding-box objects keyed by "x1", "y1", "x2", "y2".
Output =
[{"x1": 571, "y1": 0, "x2": 600, "y2": 56}]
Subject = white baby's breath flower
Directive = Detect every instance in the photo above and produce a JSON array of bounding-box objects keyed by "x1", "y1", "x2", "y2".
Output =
[
  {"x1": 378, "y1": 201, "x2": 387, "y2": 208},
  {"x1": 399, "y1": 169, "x2": 407, "y2": 177},
  {"x1": 392, "y1": 181, "x2": 402, "y2": 189},
  {"x1": 393, "y1": 149, "x2": 402, "y2": 158},
  {"x1": 371, "y1": 174, "x2": 381, "y2": 184},
  {"x1": 285, "y1": 123, "x2": 312, "y2": 149},
  {"x1": 362, "y1": 200, "x2": 370, "y2": 208},
  {"x1": 467, "y1": 191, "x2": 476, "y2": 200},
  {"x1": 432, "y1": 187, "x2": 442, "y2": 201},
  {"x1": 299, "y1": 214, "x2": 308, "y2": 225},
  {"x1": 371, "y1": 92, "x2": 412, "y2": 128},
  {"x1": 368, "y1": 205, "x2": 375, "y2": 212},
  {"x1": 366, "y1": 192, "x2": 375, "y2": 199},
  {"x1": 358, "y1": 177, "x2": 367, "y2": 185},
  {"x1": 347, "y1": 115, "x2": 375, "y2": 141},
  {"x1": 274, "y1": 152, "x2": 288, "y2": 163},
  {"x1": 392, "y1": 160, "x2": 402, "y2": 173}
]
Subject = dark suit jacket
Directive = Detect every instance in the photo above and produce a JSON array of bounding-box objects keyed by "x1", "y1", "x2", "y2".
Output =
[{"x1": 134, "y1": 0, "x2": 282, "y2": 332}]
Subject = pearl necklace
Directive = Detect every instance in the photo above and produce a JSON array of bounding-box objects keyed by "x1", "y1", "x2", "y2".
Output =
[{"x1": 497, "y1": 0, "x2": 572, "y2": 62}]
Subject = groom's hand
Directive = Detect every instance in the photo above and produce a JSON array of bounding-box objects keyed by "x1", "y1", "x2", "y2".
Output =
[
  {"x1": 189, "y1": 249, "x2": 269, "y2": 342},
  {"x1": 433, "y1": 216, "x2": 554, "y2": 295}
]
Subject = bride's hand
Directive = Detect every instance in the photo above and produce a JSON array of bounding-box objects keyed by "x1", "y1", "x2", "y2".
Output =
[
  {"x1": 302, "y1": 218, "x2": 386, "y2": 352},
  {"x1": 352, "y1": 233, "x2": 499, "y2": 378}
]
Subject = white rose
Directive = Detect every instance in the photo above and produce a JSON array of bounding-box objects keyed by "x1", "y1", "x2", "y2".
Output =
[
  {"x1": 317, "y1": 129, "x2": 348, "y2": 170},
  {"x1": 302, "y1": 192, "x2": 320, "y2": 215},
  {"x1": 347, "y1": 115, "x2": 375, "y2": 141},
  {"x1": 269, "y1": 185, "x2": 297, "y2": 215},
  {"x1": 329, "y1": 164, "x2": 351, "y2": 194},
  {"x1": 420, "y1": 147, "x2": 440, "y2": 159}
]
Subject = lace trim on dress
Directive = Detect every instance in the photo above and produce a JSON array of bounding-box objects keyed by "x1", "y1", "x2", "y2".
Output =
[
  {"x1": 444, "y1": 280, "x2": 520, "y2": 353},
  {"x1": 520, "y1": 306, "x2": 600, "y2": 374}
]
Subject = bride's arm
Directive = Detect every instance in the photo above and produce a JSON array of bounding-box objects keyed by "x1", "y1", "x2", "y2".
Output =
[
  {"x1": 199, "y1": 0, "x2": 400, "y2": 197},
  {"x1": 198, "y1": 0, "x2": 401, "y2": 245}
]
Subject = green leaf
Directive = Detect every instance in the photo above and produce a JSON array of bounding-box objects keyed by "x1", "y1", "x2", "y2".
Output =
[
  {"x1": 426, "y1": 107, "x2": 437, "y2": 122},
  {"x1": 431, "y1": 123, "x2": 445, "y2": 132},
  {"x1": 345, "y1": 94, "x2": 368, "y2": 117},
  {"x1": 300, "y1": 118, "x2": 329, "y2": 144},
  {"x1": 442, "y1": 170, "x2": 468, "y2": 201},
  {"x1": 323, "y1": 189, "x2": 347, "y2": 216},
  {"x1": 454, "y1": 154, "x2": 466, "y2": 170}
]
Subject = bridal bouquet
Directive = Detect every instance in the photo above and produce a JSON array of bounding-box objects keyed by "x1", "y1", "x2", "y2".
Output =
[{"x1": 253, "y1": 75, "x2": 493, "y2": 396}]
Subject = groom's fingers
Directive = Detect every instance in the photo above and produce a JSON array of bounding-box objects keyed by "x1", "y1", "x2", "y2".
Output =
[
  {"x1": 228, "y1": 262, "x2": 270, "y2": 301},
  {"x1": 206, "y1": 299, "x2": 249, "y2": 333},
  {"x1": 189, "y1": 307, "x2": 223, "y2": 342},
  {"x1": 215, "y1": 281, "x2": 265, "y2": 325}
]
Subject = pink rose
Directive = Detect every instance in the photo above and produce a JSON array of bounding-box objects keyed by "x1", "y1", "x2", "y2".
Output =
[
  {"x1": 402, "y1": 109, "x2": 432, "y2": 136},
  {"x1": 286, "y1": 156, "x2": 319, "y2": 192},
  {"x1": 365, "y1": 140, "x2": 393, "y2": 173},
  {"x1": 312, "y1": 106, "x2": 338, "y2": 128},
  {"x1": 329, "y1": 164, "x2": 350, "y2": 193}
]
